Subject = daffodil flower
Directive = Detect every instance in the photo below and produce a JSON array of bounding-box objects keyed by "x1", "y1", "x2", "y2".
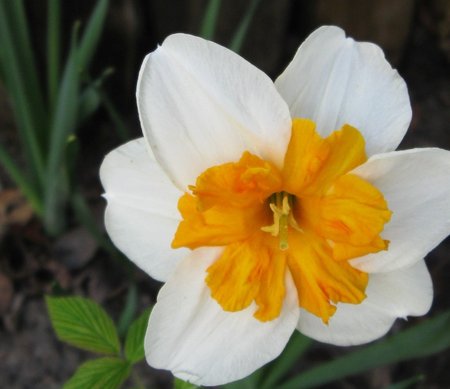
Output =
[{"x1": 100, "y1": 26, "x2": 450, "y2": 385}]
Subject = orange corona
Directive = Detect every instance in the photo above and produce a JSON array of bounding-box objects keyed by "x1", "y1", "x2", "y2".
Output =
[{"x1": 172, "y1": 118, "x2": 392, "y2": 323}]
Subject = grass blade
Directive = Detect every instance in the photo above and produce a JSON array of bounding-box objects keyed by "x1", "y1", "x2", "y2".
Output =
[
  {"x1": 0, "y1": 1, "x2": 46, "y2": 186},
  {"x1": 71, "y1": 191, "x2": 119, "y2": 257},
  {"x1": 386, "y1": 375, "x2": 425, "y2": 389},
  {"x1": 47, "y1": 0, "x2": 61, "y2": 108},
  {"x1": 279, "y1": 312, "x2": 450, "y2": 389},
  {"x1": 5, "y1": 0, "x2": 48, "y2": 143},
  {"x1": 174, "y1": 378, "x2": 200, "y2": 389},
  {"x1": 78, "y1": 67, "x2": 114, "y2": 124},
  {"x1": 44, "y1": 24, "x2": 80, "y2": 234},
  {"x1": 97, "y1": 85, "x2": 130, "y2": 141},
  {"x1": 0, "y1": 143, "x2": 43, "y2": 215},
  {"x1": 229, "y1": 0, "x2": 262, "y2": 53},
  {"x1": 261, "y1": 332, "x2": 313, "y2": 389},
  {"x1": 117, "y1": 284, "x2": 138, "y2": 338},
  {"x1": 78, "y1": 0, "x2": 109, "y2": 71},
  {"x1": 199, "y1": 0, "x2": 222, "y2": 40}
]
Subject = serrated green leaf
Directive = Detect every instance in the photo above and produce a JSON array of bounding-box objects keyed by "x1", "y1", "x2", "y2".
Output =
[
  {"x1": 124, "y1": 307, "x2": 151, "y2": 363},
  {"x1": 279, "y1": 311, "x2": 450, "y2": 389},
  {"x1": 64, "y1": 357, "x2": 131, "y2": 389},
  {"x1": 46, "y1": 296, "x2": 120, "y2": 355},
  {"x1": 174, "y1": 377, "x2": 200, "y2": 389}
]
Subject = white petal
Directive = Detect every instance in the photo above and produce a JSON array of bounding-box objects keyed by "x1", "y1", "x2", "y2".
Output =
[
  {"x1": 145, "y1": 248, "x2": 299, "y2": 386},
  {"x1": 298, "y1": 260, "x2": 432, "y2": 346},
  {"x1": 351, "y1": 148, "x2": 450, "y2": 273},
  {"x1": 137, "y1": 33, "x2": 292, "y2": 190},
  {"x1": 100, "y1": 138, "x2": 187, "y2": 281},
  {"x1": 275, "y1": 26, "x2": 411, "y2": 156}
]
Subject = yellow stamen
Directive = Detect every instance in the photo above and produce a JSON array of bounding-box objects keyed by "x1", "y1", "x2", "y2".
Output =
[{"x1": 261, "y1": 192, "x2": 299, "y2": 250}]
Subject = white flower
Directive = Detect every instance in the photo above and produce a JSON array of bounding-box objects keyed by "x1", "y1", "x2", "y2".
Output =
[{"x1": 100, "y1": 26, "x2": 450, "y2": 386}]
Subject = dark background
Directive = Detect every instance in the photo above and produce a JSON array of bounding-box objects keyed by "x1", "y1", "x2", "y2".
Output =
[{"x1": 0, "y1": 0, "x2": 449, "y2": 388}]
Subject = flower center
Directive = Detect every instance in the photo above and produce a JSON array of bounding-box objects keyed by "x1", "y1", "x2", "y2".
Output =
[
  {"x1": 261, "y1": 192, "x2": 301, "y2": 250},
  {"x1": 172, "y1": 118, "x2": 392, "y2": 323}
]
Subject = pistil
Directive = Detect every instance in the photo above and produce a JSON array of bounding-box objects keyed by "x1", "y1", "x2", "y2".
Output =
[{"x1": 261, "y1": 192, "x2": 300, "y2": 250}]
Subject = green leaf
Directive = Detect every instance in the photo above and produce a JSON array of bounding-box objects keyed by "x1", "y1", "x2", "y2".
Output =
[
  {"x1": 229, "y1": 0, "x2": 262, "y2": 53},
  {"x1": 64, "y1": 357, "x2": 131, "y2": 389},
  {"x1": 222, "y1": 369, "x2": 261, "y2": 389},
  {"x1": 43, "y1": 23, "x2": 80, "y2": 235},
  {"x1": 278, "y1": 311, "x2": 450, "y2": 389},
  {"x1": 117, "y1": 284, "x2": 138, "y2": 338},
  {"x1": 47, "y1": 0, "x2": 61, "y2": 108},
  {"x1": 199, "y1": 0, "x2": 222, "y2": 40},
  {"x1": 97, "y1": 84, "x2": 130, "y2": 141},
  {"x1": 4, "y1": 0, "x2": 48, "y2": 145},
  {"x1": 78, "y1": 67, "x2": 114, "y2": 124},
  {"x1": 70, "y1": 191, "x2": 120, "y2": 258},
  {"x1": 174, "y1": 377, "x2": 200, "y2": 389},
  {"x1": 261, "y1": 332, "x2": 313, "y2": 389},
  {"x1": 0, "y1": 1, "x2": 46, "y2": 185},
  {"x1": 124, "y1": 307, "x2": 152, "y2": 363},
  {"x1": 386, "y1": 375, "x2": 425, "y2": 389},
  {"x1": 78, "y1": 0, "x2": 109, "y2": 71},
  {"x1": 0, "y1": 143, "x2": 43, "y2": 215},
  {"x1": 223, "y1": 332, "x2": 313, "y2": 389},
  {"x1": 46, "y1": 296, "x2": 120, "y2": 356}
]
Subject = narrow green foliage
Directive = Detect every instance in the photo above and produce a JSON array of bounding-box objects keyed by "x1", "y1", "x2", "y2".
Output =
[
  {"x1": 174, "y1": 378, "x2": 200, "y2": 389},
  {"x1": 200, "y1": 0, "x2": 222, "y2": 40},
  {"x1": 6, "y1": 0, "x2": 48, "y2": 143},
  {"x1": 279, "y1": 311, "x2": 450, "y2": 389},
  {"x1": 229, "y1": 0, "x2": 262, "y2": 53},
  {"x1": 0, "y1": 0, "x2": 110, "y2": 237},
  {"x1": 118, "y1": 284, "x2": 138, "y2": 338},
  {"x1": 78, "y1": 67, "x2": 114, "y2": 124},
  {"x1": 386, "y1": 375, "x2": 425, "y2": 389},
  {"x1": 261, "y1": 332, "x2": 313, "y2": 389},
  {"x1": 223, "y1": 332, "x2": 312, "y2": 389},
  {"x1": 43, "y1": 24, "x2": 80, "y2": 235},
  {"x1": 71, "y1": 191, "x2": 119, "y2": 257},
  {"x1": 0, "y1": 1, "x2": 46, "y2": 185},
  {"x1": 64, "y1": 357, "x2": 131, "y2": 389},
  {"x1": 46, "y1": 296, "x2": 120, "y2": 356},
  {"x1": 47, "y1": 0, "x2": 61, "y2": 108},
  {"x1": 124, "y1": 307, "x2": 151, "y2": 363},
  {"x1": 95, "y1": 83, "x2": 130, "y2": 141},
  {"x1": 78, "y1": 0, "x2": 109, "y2": 71},
  {"x1": 0, "y1": 144, "x2": 43, "y2": 214},
  {"x1": 223, "y1": 370, "x2": 261, "y2": 389}
]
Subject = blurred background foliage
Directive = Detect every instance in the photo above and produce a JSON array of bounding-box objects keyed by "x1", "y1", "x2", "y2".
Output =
[{"x1": 0, "y1": 0, "x2": 449, "y2": 388}]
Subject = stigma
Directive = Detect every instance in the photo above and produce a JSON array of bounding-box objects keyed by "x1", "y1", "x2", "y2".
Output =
[{"x1": 261, "y1": 192, "x2": 301, "y2": 250}]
